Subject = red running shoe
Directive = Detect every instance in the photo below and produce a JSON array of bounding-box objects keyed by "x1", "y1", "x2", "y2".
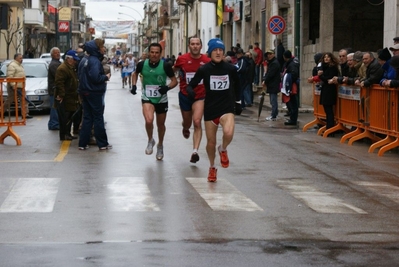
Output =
[
  {"x1": 218, "y1": 145, "x2": 229, "y2": 168},
  {"x1": 208, "y1": 167, "x2": 217, "y2": 182}
]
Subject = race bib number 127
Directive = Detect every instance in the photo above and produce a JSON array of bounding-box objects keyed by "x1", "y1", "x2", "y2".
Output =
[{"x1": 210, "y1": 75, "x2": 229, "y2": 90}]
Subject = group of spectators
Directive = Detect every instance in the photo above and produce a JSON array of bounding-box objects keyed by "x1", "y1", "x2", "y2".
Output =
[
  {"x1": 47, "y1": 39, "x2": 112, "y2": 150},
  {"x1": 222, "y1": 42, "x2": 263, "y2": 109},
  {"x1": 221, "y1": 39, "x2": 301, "y2": 127},
  {"x1": 308, "y1": 37, "x2": 399, "y2": 134}
]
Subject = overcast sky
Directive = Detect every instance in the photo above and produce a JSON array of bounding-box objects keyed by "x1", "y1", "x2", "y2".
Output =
[{"x1": 81, "y1": 0, "x2": 145, "y2": 22}]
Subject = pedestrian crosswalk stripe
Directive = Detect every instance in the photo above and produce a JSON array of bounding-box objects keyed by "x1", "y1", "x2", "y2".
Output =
[
  {"x1": 0, "y1": 178, "x2": 61, "y2": 213},
  {"x1": 277, "y1": 179, "x2": 367, "y2": 214},
  {"x1": 107, "y1": 177, "x2": 160, "y2": 211},
  {"x1": 186, "y1": 178, "x2": 263, "y2": 211},
  {"x1": 354, "y1": 181, "x2": 399, "y2": 203}
]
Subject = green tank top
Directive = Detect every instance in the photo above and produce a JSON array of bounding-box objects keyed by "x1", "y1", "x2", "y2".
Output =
[{"x1": 141, "y1": 59, "x2": 167, "y2": 104}]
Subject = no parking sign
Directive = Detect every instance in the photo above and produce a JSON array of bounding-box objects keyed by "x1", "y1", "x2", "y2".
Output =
[{"x1": 268, "y1": 15, "x2": 286, "y2": 35}]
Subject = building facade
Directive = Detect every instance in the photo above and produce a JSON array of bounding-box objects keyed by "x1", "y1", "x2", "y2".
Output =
[{"x1": 0, "y1": 0, "x2": 90, "y2": 61}]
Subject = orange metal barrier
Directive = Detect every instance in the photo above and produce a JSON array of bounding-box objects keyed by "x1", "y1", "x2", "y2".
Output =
[
  {"x1": 303, "y1": 83, "x2": 399, "y2": 156},
  {"x1": 0, "y1": 77, "x2": 27, "y2": 145},
  {"x1": 302, "y1": 83, "x2": 326, "y2": 132}
]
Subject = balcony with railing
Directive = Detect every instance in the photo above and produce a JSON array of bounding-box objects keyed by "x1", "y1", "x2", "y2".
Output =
[
  {"x1": 0, "y1": 0, "x2": 23, "y2": 7},
  {"x1": 24, "y1": 8, "x2": 44, "y2": 27}
]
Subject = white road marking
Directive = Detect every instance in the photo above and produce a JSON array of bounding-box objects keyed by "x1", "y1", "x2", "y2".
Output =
[
  {"x1": 0, "y1": 178, "x2": 61, "y2": 213},
  {"x1": 354, "y1": 181, "x2": 399, "y2": 203},
  {"x1": 107, "y1": 177, "x2": 160, "y2": 211},
  {"x1": 186, "y1": 178, "x2": 263, "y2": 211},
  {"x1": 277, "y1": 180, "x2": 367, "y2": 214}
]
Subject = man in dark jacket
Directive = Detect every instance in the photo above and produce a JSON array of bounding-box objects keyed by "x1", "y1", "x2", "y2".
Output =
[
  {"x1": 77, "y1": 38, "x2": 112, "y2": 150},
  {"x1": 262, "y1": 49, "x2": 280, "y2": 121},
  {"x1": 235, "y1": 48, "x2": 251, "y2": 107},
  {"x1": 245, "y1": 51, "x2": 256, "y2": 102},
  {"x1": 47, "y1": 47, "x2": 61, "y2": 130},
  {"x1": 55, "y1": 50, "x2": 80, "y2": 141},
  {"x1": 282, "y1": 50, "x2": 300, "y2": 126},
  {"x1": 274, "y1": 39, "x2": 285, "y2": 71},
  {"x1": 338, "y1": 48, "x2": 350, "y2": 77},
  {"x1": 355, "y1": 52, "x2": 384, "y2": 87}
]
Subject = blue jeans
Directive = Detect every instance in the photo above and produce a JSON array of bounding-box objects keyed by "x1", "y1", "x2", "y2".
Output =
[
  {"x1": 48, "y1": 95, "x2": 59, "y2": 130},
  {"x1": 254, "y1": 65, "x2": 261, "y2": 85},
  {"x1": 241, "y1": 83, "x2": 252, "y2": 106},
  {"x1": 79, "y1": 92, "x2": 109, "y2": 148},
  {"x1": 269, "y1": 93, "x2": 278, "y2": 118}
]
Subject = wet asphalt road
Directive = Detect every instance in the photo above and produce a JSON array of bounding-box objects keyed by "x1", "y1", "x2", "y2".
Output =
[{"x1": 0, "y1": 72, "x2": 399, "y2": 266}]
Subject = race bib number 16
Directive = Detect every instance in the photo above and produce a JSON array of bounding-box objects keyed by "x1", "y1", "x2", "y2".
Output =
[{"x1": 210, "y1": 75, "x2": 229, "y2": 90}]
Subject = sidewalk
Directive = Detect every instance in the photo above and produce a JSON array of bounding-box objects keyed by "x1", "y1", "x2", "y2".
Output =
[
  {"x1": 252, "y1": 85, "x2": 314, "y2": 114},
  {"x1": 250, "y1": 85, "x2": 315, "y2": 126}
]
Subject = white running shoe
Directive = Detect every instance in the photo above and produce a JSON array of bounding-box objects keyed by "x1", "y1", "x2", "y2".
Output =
[
  {"x1": 265, "y1": 116, "x2": 277, "y2": 121},
  {"x1": 145, "y1": 139, "x2": 155, "y2": 155},
  {"x1": 156, "y1": 145, "x2": 164, "y2": 160}
]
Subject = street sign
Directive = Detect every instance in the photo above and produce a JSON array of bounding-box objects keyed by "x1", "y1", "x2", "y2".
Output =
[
  {"x1": 58, "y1": 7, "x2": 71, "y2": 21},
  {"x1": 58, "y1": 21, "x2": 70, "y2": 32},
  {"x1": 268, "y1": 15, "x2": 286, "y2": 35}
]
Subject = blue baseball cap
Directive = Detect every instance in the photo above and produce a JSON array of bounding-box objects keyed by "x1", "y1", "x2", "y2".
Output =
[{"x1": 65, "y1": 50, "x2": 80, "y2": 61}]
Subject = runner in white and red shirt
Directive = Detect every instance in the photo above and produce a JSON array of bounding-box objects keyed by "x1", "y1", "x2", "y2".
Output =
[{"x1": 173, "y1": 36, "x2": 211, "y2": 164}]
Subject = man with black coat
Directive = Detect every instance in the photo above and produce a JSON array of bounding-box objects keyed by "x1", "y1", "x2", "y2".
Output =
[
  {"x1": 235, "y1": 48, "x2": 252, "y2": 107},
  {"x1": 47, "y1": 47, "x2": 61, "y2": 130},
  {"x1": 245, "y1": 51, "x2": 256, "y2": 102},
  {"x1": 262, "y1": 49, "x2": 280, "y2": 121},
  {"x1": 355, "y1": 52, "x2": 384, "y2": 87},
  {"x1": 282, "y1": 50, "x2": 300, "y2": 126}
]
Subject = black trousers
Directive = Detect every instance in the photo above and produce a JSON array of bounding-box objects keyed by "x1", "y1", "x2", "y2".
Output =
[
  {"x1": 323, "y1": 104, "x2": 335, "y2": 129},
  {"x1": 55, "y1": 100, "x2": 73, "y2": 140},
  {"x1": 287, "y1": 94, "x2": 298, "y2": 122}
]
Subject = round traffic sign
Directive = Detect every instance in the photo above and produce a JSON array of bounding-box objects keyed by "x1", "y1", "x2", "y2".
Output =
[{"x1": 268, "y1": 15, "x2": 286, "y2": 35}]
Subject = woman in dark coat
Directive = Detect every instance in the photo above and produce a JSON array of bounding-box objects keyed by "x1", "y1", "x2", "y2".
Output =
[{"x1": 318, "y1": 52, "x2": 340, "y2": 129}]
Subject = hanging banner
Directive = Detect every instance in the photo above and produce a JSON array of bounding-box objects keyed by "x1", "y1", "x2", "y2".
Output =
[{"x1": 90, "y1": 20, "x2": 137, "y2": 38}]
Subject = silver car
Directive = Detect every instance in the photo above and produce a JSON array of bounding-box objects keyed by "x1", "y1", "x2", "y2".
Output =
[{"x1": 1, "y1": 58, "x2": 50, "y2": 111}]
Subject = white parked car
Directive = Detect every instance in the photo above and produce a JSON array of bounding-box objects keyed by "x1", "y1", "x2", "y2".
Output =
[
  {"x1": 1, "y1": 58, "x2": 51, "y2": 111},
  {"x1": 39, "y1": 53, "x2": 64, "y2": 64}
]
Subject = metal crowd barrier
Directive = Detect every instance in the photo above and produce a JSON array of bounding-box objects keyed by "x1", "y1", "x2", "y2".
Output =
[
  {"x1": 302, "y1": 84, "x2": 326, "y2": 132},
  {"x1": 303, "y1": 83, "x2": 399, "y2": 156},
  {"x1": 0, "y1": 77, "x2": 27, "y2": 145}
]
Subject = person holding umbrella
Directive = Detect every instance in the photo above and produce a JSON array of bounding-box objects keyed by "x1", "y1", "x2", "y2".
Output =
[{"x1": 262, "y1": 49, "x2": 281, "y2": 121}]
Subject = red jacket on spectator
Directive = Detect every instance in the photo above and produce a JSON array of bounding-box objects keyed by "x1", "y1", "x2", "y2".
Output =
[{"x1": 254, "y1": 46, "x2": 263, "y2": 65}]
